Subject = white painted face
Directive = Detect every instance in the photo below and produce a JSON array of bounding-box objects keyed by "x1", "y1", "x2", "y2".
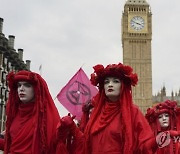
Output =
[
  {"x1": 158, "y1": 113, "x2": 170, "y2": 128},
  {"x1": 17, "y1": 81, "x2": 35, "y2": 104},
  {"x1": 104, "y1": 77, "x2": 121, "y2": 102}
]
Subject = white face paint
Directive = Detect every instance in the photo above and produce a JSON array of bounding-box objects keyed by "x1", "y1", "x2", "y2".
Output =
[
  {"x1": 158, "y1": 113, "x2": 170, "y2": 128},
  {"x1": 104, "y1": 77, "x2": 121, "y2": 102},
  {"x1": 17, "y1": 81, "x2": 35, "y2": 104}
]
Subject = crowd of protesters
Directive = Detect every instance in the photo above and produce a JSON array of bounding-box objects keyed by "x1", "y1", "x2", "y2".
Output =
[{"x1": 0, "y1": 62, "x2": 179, "y2": 154}]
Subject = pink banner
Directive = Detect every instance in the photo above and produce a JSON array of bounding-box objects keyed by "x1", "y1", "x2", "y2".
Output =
[{"x1": 57, "y1": 68, "x2": 98, "y2": 120}]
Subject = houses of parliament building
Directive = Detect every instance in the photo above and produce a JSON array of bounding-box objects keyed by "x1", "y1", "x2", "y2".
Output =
[{"x1": 0, "y1": 0, "x2": 179, "y2": 132}]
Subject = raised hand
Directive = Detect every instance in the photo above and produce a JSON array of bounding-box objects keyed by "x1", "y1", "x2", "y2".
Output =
[{"x1": 61, "y1": 113, "x2": 76, "y2": 128}]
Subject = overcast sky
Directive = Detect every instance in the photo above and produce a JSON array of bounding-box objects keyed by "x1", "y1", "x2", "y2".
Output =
[{"x1": 1, "y1": 0, "x2": 180, "y2": 116}]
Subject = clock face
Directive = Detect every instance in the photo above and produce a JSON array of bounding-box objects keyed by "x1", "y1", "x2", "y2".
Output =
[{"x1": 130, "y1": 16, "x2": 145, "y2": 31}]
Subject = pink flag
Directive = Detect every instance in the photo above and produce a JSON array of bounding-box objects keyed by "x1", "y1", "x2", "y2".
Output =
[{"x1": 57, "y1": 68, "x2": 98, "y2": 120}]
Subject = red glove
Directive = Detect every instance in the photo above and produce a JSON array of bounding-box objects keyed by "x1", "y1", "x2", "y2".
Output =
[{"x1": 61, "y1": 114, "x2": 76, "y2": 128}]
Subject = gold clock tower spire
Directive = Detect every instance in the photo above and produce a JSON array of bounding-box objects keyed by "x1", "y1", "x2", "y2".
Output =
[{"x1": 122, "y1": 0, "x2": 152, "y2": 113}]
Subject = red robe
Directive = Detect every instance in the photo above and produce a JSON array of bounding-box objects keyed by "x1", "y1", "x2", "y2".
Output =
[
  {"x1": 4, "y1": 71, "x2": 62, "y2": 154},
  {"x1": 67, "y1": 102, "x2": 156, "y2": 154},
  {"x1": 87, "y1": 103, "x2": 155, "y2": 154},
  {"x1": 5, "y1": 101, "x2": 63, "y2": 154},
  {"x1": 155, "y1": 142, "x2": 180, "y2": 154}
]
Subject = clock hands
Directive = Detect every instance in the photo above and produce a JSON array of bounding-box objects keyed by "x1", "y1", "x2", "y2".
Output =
[{"x1": 131, "y1": 19, "x2": 143, "y2": 26}]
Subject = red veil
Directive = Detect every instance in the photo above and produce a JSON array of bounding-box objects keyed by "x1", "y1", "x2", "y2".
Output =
[{"x1": 4, "y1": 70, "x2": 60, "y2": 154}]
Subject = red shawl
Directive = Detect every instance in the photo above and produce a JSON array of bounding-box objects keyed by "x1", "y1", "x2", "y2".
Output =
[
  {"x1": 90, "y1": 100, "x2": 120, "y2": 134},
  {"x1": 4, "y1": 70, "x2": 60, "y2": 154}
]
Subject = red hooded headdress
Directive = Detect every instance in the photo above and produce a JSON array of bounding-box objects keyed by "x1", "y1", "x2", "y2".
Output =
[
  {"x1": 4, "y1": 70, "x2": 60, "y2": 154},
  {"x1": 84, "y1": 63, "x2": 138, "y2": 153},
  {"x1": 145, "y1": 100, "x2": 179, "y2": 153},
  {"x1": 146, "y1": 100, "x2": 178, "y2": 133}
]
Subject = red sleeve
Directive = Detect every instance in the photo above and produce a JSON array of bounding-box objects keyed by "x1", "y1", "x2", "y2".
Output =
[
  {"x1": 55, "y1": 140, "x2": 69, "y2": 154},
  {"x1": 68, "y1": 123, "x2": 85, "y2": 154},
  {"x1": 50, "y1": 122, "x2": 69, "y2": 154},
  {"x1": 79, "y1": 111, "x2": 89, "y2": 132},
  {"x1": 54, "y1": 115, "x2": 86, "y2": 154}
]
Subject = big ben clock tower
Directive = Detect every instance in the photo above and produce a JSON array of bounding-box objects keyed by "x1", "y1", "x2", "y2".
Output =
[{"x1": 122, "y1": 0, "x2": 152, "y2": 113}]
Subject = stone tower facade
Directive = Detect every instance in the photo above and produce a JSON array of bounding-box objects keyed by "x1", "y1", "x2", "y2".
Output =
[{"x1": 122, "y1": 0, "x2": 152, "y2": 113}]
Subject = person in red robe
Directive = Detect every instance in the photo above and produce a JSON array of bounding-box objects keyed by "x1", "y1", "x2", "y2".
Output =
[
  {"x1": 1, "y1": 70, "x2": 66, "y2": 154},
  {"x1": 59, "y1": 62, "x2": 157, "y2": 154},
  {"x1": 146, "y1": 100, "x2": 180, "y2": 154}
]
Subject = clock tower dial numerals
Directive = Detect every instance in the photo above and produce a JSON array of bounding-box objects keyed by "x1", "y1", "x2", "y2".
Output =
[{"x1": 130, "y1": 16, "x2": 145, "y2": 31}]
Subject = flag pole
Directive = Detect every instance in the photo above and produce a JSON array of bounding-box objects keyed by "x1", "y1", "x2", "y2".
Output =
[
  {"x1": 80, "y1": 63, "x2": 85, "y2": 68},
  {"x1": 53, "y1": 96, "x2": 57, "y2": 101},
  {"x1": 39, "y1": 64, "x2": 42, "y2": 76}
]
